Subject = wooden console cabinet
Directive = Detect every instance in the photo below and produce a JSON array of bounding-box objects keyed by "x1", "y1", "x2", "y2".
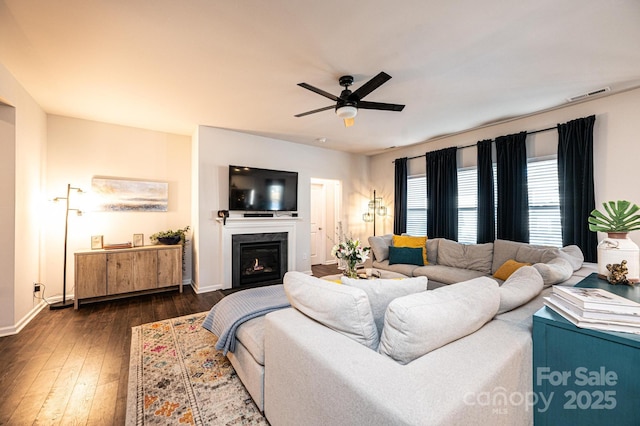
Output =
[{"x1": 74, "y1": 245, "x2": 182, "y2": 309}]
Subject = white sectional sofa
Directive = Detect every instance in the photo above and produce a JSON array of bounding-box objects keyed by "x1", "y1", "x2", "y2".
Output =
[{"x1": 226, "y1": 238, "x2": 597, "y2": 425}]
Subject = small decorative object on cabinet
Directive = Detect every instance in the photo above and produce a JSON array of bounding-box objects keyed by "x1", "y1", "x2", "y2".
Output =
[
  {"x1": 589, "y1": 200, "x2": 640, "y2": 283},
  {"x1": 150, "y1": 226, "x2": 190, "y2": 245},
  {"x1": 74, "y1": 244, "x2": 182, "y2": 309},
  {"x1": 133, "y1": 233, "x2": 144, "y2": 247},
  {"x1": 91, "y1": 235, "x2": 103, "y2": 250}
]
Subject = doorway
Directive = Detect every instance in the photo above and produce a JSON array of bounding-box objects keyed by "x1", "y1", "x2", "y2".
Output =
[{"x1": 310, "y1": 178, "x2": 341, "y2": 265}]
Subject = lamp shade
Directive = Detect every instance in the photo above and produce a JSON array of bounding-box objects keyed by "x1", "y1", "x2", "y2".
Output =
[{"x1": 336, "y1": 105, "x2": 357, "y2": 119}]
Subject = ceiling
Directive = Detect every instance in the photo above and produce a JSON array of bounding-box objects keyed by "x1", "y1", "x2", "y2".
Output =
[{"x1": 1, "y1": 0, "x2": 640, "y2": 154}]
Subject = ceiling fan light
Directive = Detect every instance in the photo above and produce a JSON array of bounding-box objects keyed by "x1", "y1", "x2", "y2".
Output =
[{"x1": 336, "y1": 105, "x2": 357, "y2": 119}]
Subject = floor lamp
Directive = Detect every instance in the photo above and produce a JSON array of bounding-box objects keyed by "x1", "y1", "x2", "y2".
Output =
[
  {"x1": 363, "y1": 190, "x2": 387, "y2": 236},
  {"x1": 50, "y1": 183, "x2": 83, "y2": 310}
]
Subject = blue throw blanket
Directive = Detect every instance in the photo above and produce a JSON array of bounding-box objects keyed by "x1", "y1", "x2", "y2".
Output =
[{"x1": 202, "y1": 284, "x2": 290, "y2": 355}]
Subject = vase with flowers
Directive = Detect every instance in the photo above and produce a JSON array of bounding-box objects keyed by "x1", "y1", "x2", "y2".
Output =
[{"x1": 331, "y1": 237, "x2": 370, "y2": 279}]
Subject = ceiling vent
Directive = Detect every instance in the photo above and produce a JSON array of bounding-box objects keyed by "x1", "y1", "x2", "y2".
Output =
[{"x1": 567, "y1": 87, "x2": 610, "y2": 102}]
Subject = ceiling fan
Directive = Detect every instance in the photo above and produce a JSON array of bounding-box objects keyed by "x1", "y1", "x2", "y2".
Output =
[{"x1": 295, "y1": 72, "x2": 405, "y2": 127}]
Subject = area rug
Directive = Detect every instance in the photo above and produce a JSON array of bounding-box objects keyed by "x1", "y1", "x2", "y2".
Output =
[{"x1": 126, "y1": 312, "x2": 267, "y2": 425}]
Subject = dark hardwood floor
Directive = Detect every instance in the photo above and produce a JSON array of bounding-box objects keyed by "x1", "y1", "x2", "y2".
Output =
[{"x1": 0, "y1": 264, "x2": 337, "y2": 425}]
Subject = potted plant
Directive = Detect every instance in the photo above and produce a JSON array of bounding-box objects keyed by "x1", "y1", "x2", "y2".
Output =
[
  {"x1": 150, "y1": 226, "x2": 191, "y2": 245},
  {"x1": 588, "y1": 200, "x2": 640, "y2": 283}
]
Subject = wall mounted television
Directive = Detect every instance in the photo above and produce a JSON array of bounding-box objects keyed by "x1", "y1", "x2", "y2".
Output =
[{"x1": 229, "y1": 165, "x2": 298, "y2": 212}]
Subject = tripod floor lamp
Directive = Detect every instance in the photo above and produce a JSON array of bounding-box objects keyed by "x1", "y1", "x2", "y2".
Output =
[
  {"x1": 363, "y1": 190, "x2": 387, "y2": 236},
  {"x1": 50, "y1": 183, "x2": 84, "y2": 310}
]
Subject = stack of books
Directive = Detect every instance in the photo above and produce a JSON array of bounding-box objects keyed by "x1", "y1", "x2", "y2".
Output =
[{"x1": 544, "y1": 286, "x2": 640, "y2": 334}]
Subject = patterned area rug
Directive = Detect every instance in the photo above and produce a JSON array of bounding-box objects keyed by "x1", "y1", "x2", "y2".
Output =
[{"x1": 126, "y1": 312, "x2": 267, "y2": 425}]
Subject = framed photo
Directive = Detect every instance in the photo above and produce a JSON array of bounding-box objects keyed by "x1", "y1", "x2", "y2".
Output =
[
  {"x1": 133, "y1": 233, "x2": 144, "y2": 247},
  {"x1": 91, "y1": 235, "x2": 104, "y2": 250}
]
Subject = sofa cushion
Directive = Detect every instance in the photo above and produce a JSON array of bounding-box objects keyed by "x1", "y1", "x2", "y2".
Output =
[
  {"x1": 235, "y1": 316, "x2": 265, "y2": 365},
  {"x1": 493, "y1": 259, "x2": 531, "y2": 281},
  {"x1": 554, "y1": 245, "x2": 584, "y2": 271},
  {"x1": 497, "y1": 266, "x2": 544, "y2": 314},
  {"x1": 283, "y1": 272, "x2": 379, "y2": 349},
  {"x1": 436, "y1": 239, "x2": 494, "y2": 274},
  {"x1": 378, "y1": 277, "x2": 500, "y2": 364},
  {"x1": 491, "y1": 239, "x2": 557, "y2": 274},
  {"x1": 393, "y1": 235, "x2": 428, "y2": 265},
  {"x1": 411, "y1": 264, "x2": 488, "y2": 285},
  {"x1": 426, "y1": 238, "x2": 441, "y2": 264},
  {"x1": 373, "y1": 260, "x2": 420, "y2": 277},
  {"x1": 341, "y1": 276, "x2": 428, "y2": 335},
  {"x1": 368, "y1": 234, "x2": 393, "y2": 262},
  {"x1": 388, "y1": 246, "x2": 424, "y2": 266},
  {"x1": 532, "y1": 257, "x2": 573, "y2": 287}
]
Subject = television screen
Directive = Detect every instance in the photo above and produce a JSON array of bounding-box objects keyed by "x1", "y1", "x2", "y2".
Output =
[{"x1": 229, "y1": 165, "x2": 298, "y2": 211}]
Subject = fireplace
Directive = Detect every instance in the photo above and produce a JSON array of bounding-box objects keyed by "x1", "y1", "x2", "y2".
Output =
[{"x1": 232, "y1": 232, "x2": 288, "y2": 288}]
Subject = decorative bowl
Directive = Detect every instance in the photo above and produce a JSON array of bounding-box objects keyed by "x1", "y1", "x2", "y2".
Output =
[{"x1": 157, "y1": 236, "x2": 181, "y2": 245}]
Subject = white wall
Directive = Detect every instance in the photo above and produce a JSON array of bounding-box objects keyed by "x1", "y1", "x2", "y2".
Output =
[
  {"x1": 0, "y1": 61, "x2": 47, "y2": 334},
  {"x1": 370, "y1": 87, "x2": 640, "y2": 246},
  {"x1": 45, "y1": 115, "x2": 192, "y2": 299},
  {"x1": 192, "y1": 126, "x2": 370, "y2": 291}
]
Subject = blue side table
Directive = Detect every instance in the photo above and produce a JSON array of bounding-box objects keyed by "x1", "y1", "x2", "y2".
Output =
[{"x1": 532, "y1": 273, "x2": 640, "y2": 425}]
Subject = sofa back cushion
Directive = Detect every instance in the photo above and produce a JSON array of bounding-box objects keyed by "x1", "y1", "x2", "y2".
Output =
[
  {"x1": 368, "y1": 234, "x2": 393, "y2": 262},
  {"x1": 378, "y1": 277, "x2": 500, "y2": 364},
  {"x1": 283, "y1": 272, "x2": 379, "y2": 349},
  {"x1": 436, "y1": 239, "x2": 494, "y2": 274},
  {"x1": 341, "y1": 276, "x2": 428, "y2": 335},
  {"x1": 491, "y1": 239, "x2": 554, "y2": 274},
  {"x1": 497, "y1": 266, "x2": 544, "y2": 314}
]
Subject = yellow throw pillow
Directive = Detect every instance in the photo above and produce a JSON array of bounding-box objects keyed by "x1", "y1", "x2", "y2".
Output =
[
  {"x1": 493, "y1": 259, "x2": 531, "y2": 280},
  {"x1": 392, "y1": 235, "x2": 428, "y2": 265}
]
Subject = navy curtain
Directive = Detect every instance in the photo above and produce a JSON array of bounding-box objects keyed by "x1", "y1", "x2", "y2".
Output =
[
  {"x1": 426, "y1": 147, "x2": 458, "y2": 240},
  {"x1": 558, "y1": 115, "x2": 597, "y2": 261},
  {"x1": 393, "y1": 157, "x2": 408, "y2": 235},
  {"x1": 477, "y1": 139, "x2": 495, "y2": 243},
  {"x1": 496, "y1": 132, "x2": 529, "y2": 242}
]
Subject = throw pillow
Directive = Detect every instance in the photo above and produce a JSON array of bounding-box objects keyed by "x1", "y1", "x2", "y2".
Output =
[
  {"x1": 388, "y1": 246, "x2": 424, "y2": 266},
  {"x1": 393, "y1": 235, "x2": 428, "y2": 265},
  {"x1": 532, "y1": 257, "x2": 573, "y2": 287},
  {"x1": 283, "y1": 271, "x2": 379, "y2": 349},
  {"x1": 341, "y1": 276, "x2": 428, "y2": 335},
  {"x1": 436, "y1": 239, "x2": 494, "y2": 274},
  {"x1": 497, "y1": 266, "x2": 544, "y2": 314},
  {"x1": 378, "y1": 277, "x2": 500, "y2": 365},
  {"x1": 493, "y1": 259, "x2": 531, "y2": 281},
  {"x1": 368, "y1": 234, "x2": 393, "y2": 262}
]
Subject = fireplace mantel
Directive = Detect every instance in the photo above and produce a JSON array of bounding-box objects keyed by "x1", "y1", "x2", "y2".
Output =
[{"x1": 217, "y1": 217, "x2": 299, "y2": 289}]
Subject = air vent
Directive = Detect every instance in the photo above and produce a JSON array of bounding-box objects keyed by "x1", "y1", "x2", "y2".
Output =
[{"x1": 567, "y1": 87, "x2": 610, "y2": 102}]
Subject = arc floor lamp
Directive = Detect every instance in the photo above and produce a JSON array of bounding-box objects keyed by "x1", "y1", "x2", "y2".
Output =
[{"x1": 50, "y1": 183, "x2": 83, "y2": 310}]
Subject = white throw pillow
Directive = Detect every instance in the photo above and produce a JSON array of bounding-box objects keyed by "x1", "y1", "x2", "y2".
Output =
[
  {"x1": 341, "y1": 276, "x2": 428, "y2": 335},
  {"x1": 532, "y1": 257, "x2": 573, "y2": 287},
  {"x1": 379, "y1": 277, "x2": 500, "y2": 364},
  {"x1": 283, "y1": 271, "x2": 379, "y2": 349},
  {"x1": 498, "y1": 266, "x2": 544, "y2": 313}
]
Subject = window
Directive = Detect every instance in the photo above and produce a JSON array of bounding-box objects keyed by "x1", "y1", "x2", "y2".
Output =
[
  {"x1": 407, "y1": 157, "x2": 562, "y2": 246},
  {"x1": 406, "y1": 175, "x2": 426, "y2": 236}
]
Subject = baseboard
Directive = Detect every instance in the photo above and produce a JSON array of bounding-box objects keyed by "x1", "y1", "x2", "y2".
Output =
[
  {"x1": 0, "y1": 299, "x2": 48, "y2": 337},
  {"x1": 190, "y1": 281, "x2": 223, "y2": 294}
]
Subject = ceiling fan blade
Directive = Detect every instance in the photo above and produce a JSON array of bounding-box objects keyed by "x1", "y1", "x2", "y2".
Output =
[
  {"x1": 344, "y1": 117, "x2": 355, "y2": 127},
  {"x1": 351, "y1": 72, "x2": 392, "y2": 100},
  {"x1": 357, "y1": 101, "x2": 405, "y2": 112},
  {"x1": 294, "y1": 105, "x2": 335, "y2": 117},
  {"x1": 297, "y1": 83, "x2": 339, "y2": 101}
]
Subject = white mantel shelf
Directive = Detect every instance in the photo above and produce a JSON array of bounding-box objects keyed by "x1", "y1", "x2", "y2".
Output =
[{"x1": 217, "y1": 216, "x2": 299, "y2": 289}]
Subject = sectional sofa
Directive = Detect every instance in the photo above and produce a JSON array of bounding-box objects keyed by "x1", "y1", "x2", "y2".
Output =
[{"x1": 226, "y1": 237, "x2": 597, "y2": 425}]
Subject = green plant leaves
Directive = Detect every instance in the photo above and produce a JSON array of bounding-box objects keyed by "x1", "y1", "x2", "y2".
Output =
[{"x1": 588, "y1": 200, "x2": 640, "y2": 232}]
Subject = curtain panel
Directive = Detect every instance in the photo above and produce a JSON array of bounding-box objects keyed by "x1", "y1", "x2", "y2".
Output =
[
  {"x1": 426, "y1": 147, "x2": 458, "y2": 240},
  {"x1": 393, "y1": 157, "x2": 408, "y2": 235},
  {"x1": 477, "y1": 139, "x2": 495, "y2": 244},
  {"x1": 557, "y1": 115, "x2": 597, "y2": 262},
  {"x1": 496, "y1": 132, "x2": 529, "y2": 243}
]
